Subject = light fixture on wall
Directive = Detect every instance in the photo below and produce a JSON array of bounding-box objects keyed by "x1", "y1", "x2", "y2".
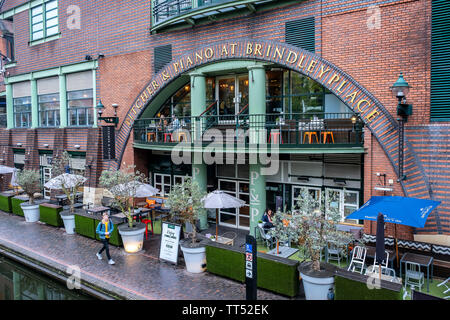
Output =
[
  {"x1": 333, "y1": 178, "x2": 347, "y2": 185},
  {"x1": 16, "y1": 143, "x2": 22, "y2": 147},
  {"x1": 43, "y1": 144, "x2": 49, "y2": 148},
  {"x1": 96, "y1": 100, "x2": 119, "y2": 127},
  {"x1": 74, "y1": 145, "x2": 81, "y2": 149}
]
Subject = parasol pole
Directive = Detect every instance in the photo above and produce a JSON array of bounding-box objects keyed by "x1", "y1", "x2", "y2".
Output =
[
  {"x1": 215, "y1": 208, "x2": 219, "y2": 240},
  {"x1": 395, "y1": 224, "x2": 399, "y2": 267}
]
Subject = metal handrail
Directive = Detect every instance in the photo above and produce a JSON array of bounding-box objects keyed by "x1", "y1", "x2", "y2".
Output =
[{"x1": 199, "y1": 100, "x2": 218, "y2": 116}]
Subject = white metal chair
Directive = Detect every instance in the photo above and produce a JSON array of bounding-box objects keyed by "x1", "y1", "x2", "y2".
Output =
[
  {"x1": 347, "y1": 246, "x2": 367, "y2": 274},
  {"x1": 326, "y1": 241, "x2": 345, "y2": 266},
  {"x1": 437, "y1": 277, "x2": 450, "y2": 299},
  {"x1": 366, "y1": 250, "x2": 390, "y2": 274},
  {"x1": 405, "y1": 261, "x2": 424, "y2": 291},
  {"x1": 368, "y1": 266, "x2": 400, "y2": 283},
  {"x1": 257, "y1": 224, "x2": 275, "y2": 249}
]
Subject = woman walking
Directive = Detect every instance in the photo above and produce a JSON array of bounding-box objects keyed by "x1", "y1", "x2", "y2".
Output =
[{"x1": 96, "y1": 212, "x2": 115, "y2": 265}]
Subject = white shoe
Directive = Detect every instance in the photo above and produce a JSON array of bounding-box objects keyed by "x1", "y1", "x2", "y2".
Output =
[
  {"x1": 96, "y1": 253, "x2": 102, "y2": 260},
  {"x1": 108, "y1": 259, "x2": 115, "y2": 265}
]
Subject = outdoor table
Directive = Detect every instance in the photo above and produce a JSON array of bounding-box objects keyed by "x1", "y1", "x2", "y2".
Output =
[
  {"x1": 111, "y1": 209, "x2": 149, "y2": 223},
  {"x1": 266, "y1": 246, "x2": 299, "y2": 258},
  {"x1": 399, "y1": 252, "x2": 434, "y2": 292},
  {"x1": 86, "y1": 206, "x2": 110, "y2": 216},
  {"x1": 364, "y1": 246, "x2": 396, "y2": 269}
]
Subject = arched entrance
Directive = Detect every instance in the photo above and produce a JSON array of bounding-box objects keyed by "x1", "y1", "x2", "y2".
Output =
[{"x1": 110, "y1": 39, "x2": 431, "y2": 202}]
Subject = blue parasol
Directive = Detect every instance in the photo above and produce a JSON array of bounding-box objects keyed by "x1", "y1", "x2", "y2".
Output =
[{"x1": 345, "y1": 196, "x2": 441, "y2": 229}]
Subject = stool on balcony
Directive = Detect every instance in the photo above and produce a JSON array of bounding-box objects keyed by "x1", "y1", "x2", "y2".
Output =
[
  {"x1": 268, "y1": 131, "x2": 283, "y2": 144},
  {"x1": 164, "y1": 133, "x2": 173, "y2": 142},
  {"x1": 147, "y1": 132, "x2": 156, "y2": 142},
  {"x1": 176, "y1": 131, "x2": 187, "y2": 142},
  {"x1": 303, "y1": 131, "x2": 319, "y2": 144},
  {"x1": 321, "y1": 131, "x2": 335, "y2": 144}
]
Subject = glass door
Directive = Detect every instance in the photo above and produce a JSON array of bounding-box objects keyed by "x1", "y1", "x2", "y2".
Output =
[
  {"x1": 218, "y1": 179, "x2": 237, "y2": 227},
  {"x1": 292, "y1": 185, "x2": 321, "y2": 212},
  {"x1": 325, "y1": 188, "x2": 360, "y2": 223},
  {"x1": 154, "y1": 173, "x2": 171, "y2": 197},
  {"x1": 237, "y1": 181, "x2": 249, "y2": 230},
  {"x1": 41, "y1": 167, "x2": 52, "y2": 199},
  {"x1": 217, "y1": 76, "x2": 235, "y2": 122}
]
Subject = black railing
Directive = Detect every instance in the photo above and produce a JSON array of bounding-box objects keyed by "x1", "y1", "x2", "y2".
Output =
[{"x1": 133, "y1": 112, "x2": 364, "y2": 147}]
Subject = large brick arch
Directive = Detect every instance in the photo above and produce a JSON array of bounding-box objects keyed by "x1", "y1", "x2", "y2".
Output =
[{"x1": 109, "y1": 39, "x2": 432, "y2": 203}]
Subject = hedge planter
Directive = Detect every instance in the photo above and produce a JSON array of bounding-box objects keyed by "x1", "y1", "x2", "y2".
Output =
[
  {"x1": 118, "y1": 223, "x2": 145, "y2": 253},
  {"x1": 0, "y1": 191, "x2": 15, "y2": 213},
  {"x1": 39, "y1": 203, "x2": 63, "y2": 227},
  {"x1": 298, "y1": 262, "x2": 337, "y2": 300},
  {"x1": 11, "y1": 195, "x2": 29, "y2": 217},
  {"x1": 180, "y1": 239, "x2": 207, "y2": 273},
  {"x1": 20, "y1": 203, "x2": 40, "y2": 223},
  {"x1": 60, "y1": 211, "x2": 75, "y2": 234}
]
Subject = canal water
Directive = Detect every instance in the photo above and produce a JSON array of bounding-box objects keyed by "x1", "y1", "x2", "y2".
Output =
[{"x1": 0, "y1": 255, "x2": 93, "y2": 300}]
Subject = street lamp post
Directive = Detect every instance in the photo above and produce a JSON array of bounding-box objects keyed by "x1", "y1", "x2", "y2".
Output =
[
  {"x1": 96, "y1": 100, "x2": 119, "y2": 127},
  {"x1": 391, "y1": 73, "x2": 412, "y2": 182}
]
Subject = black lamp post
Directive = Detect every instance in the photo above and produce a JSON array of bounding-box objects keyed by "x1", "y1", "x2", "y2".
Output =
[
  {"x1": 96, "y1": 100, "x2": 119, "y2": 127},
  {"x1": 391, "y1": 72, "x2": 412, "y2": 181}
]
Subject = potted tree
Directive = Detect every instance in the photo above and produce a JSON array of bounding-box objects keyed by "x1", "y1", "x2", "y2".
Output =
[
  {"x1": 166, "y1": 177, "x2": 207, "y2": 273},
  {"x1": 48, "y1": 151, "x2": 86, "y2": 234},
  {"x1": 295, "y1": 189, "x2": 354, "y2": 300},
  {"x1": 16, "y1": 169, "x2": 42, "y2": 222},
  {"x1": 99, "y1": 166, "x2": 147, "y2": 253}
]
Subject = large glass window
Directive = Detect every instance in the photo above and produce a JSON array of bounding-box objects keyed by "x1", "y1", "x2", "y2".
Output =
[
  {"x1": 30, "y1": 0, "x2": 59, "y2": 41},
  {"x1": 13, "y1": 97, "x2": 32, "y2": 128},
  {"x1": 39, "y1": 93, "x2": 60, "y2": 127},
  {"x1": 67, "y1": 89, "x2": 94, "y2": 126}
]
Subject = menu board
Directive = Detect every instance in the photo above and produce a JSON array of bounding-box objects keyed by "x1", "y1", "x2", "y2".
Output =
[{"x1": 159, "y1": 222, "x2": 182, "y2": 264}]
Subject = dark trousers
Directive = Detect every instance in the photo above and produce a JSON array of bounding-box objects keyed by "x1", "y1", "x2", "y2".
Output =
[{"x1": 98, "y1": 238, "x2": 111, "y2": 260}]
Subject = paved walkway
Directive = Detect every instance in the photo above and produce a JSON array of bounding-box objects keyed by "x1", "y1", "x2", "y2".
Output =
[{"x1": 0, "y1": 211, "x2": 293, "y2": 300}]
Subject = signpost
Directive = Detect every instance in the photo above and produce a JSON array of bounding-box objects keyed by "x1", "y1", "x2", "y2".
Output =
[
  {"x1": 245, "y1": 234, "x2": 257, "y2": 300},
  {"x1": 159, "y1": 222, "x2": 182, "y2": 264},
  {"x1": 102, "y1": 126, "x2": 116, "y2": 160}
]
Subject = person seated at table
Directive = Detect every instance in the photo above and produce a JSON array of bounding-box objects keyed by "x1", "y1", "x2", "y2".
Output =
[{"x1": 262, "y1": 209, "x2": 275, "y2": 230}]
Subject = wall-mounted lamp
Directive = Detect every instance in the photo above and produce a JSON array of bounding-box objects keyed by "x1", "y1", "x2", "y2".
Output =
[
  {"x1": 16, "y1": 143, "x2": 22, "y2": 147},
  {"x1": 296, "y1": 176, "x2": 310, "y2": 182},
  {"x1": 43, "y1": 144, "x2": 49, "y2": 148},
  {"x1": 85, "y1": 55, "x2": 92, "y2": 61},
  {"x1": 74, "y1": 145, "x2": 81, "y2": 149},
  {"x1": 96, "y1": 100, "x2": 119, "y2": 127}
]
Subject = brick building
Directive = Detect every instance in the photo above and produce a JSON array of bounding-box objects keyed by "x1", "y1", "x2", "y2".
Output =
[{"x1": 0, "y1": 0, "x2": 448, "y2": 245}]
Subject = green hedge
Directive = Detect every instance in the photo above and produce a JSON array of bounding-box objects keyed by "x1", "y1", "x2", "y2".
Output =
[
  {"x1": 74, "y1": 213, "x2": 122, "y2": 246},
  {"x1": 75, "y1": 214, "x2": 96, "y2": 239},
  {"x1": 94, "y1": 219, "x2": 123, "y2": 247},
  {"x1": 334, "y1": 273, "x2": 402, "y2": 300},
  {"x1": 0, "y1": 193, "x2": 13, "y2": 213},
  {"x1": 39, "y1": 204, "x2": 63, "y2": 227},
  {"x1": 11, "y1": 196, "x2": 28, "y2": 217},
  {"x1": 205, "y1": 243, "x2": 299, "y2": 297}
]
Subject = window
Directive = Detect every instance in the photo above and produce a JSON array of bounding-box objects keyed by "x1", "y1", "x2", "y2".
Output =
[
  {"x1": 13, "y1": 97, "x2": 32, "y2": 128},
  {"x1": 154, "y1": 173, "x2": 171, "y2": 196},
  {"x1": 30, "y1": 0, "x2": 59, "y2": 41},
  {"x1": 39, "y1": 93, "x2": 60, "y2": 127},
  {"x1": 0, "y1": 98, "x2": 6, "y2": 128},
  {"x1": 325, "y1": 188, "x2": 360, "y2": 223},
  {"x1": 67, "y1": 89, "x2": 94, "y2": 126}
]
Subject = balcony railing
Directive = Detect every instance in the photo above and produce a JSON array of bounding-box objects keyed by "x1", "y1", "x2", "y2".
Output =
[
  {"x1": 133, "y1": 112, "x2": 364, "y2": 148},
  {"x1": 151, "y1": 0, "x2": 280, "y2": 32}
]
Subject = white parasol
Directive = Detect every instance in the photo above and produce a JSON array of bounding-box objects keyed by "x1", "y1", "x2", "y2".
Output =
[
  {"x1": 44, "y1": 173, "x2": 87, "y2": 189},
  {"x1": 110, "y1": 181, "x2": 159, "y2": 198},
  {"x1": 0, "y1": 165, "x2": 19, "y2": 187}
]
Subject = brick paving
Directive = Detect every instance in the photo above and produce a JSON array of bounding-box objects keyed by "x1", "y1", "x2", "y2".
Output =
[{"x1": 0, "y1": 211, "x2": 296, "y2": 300}]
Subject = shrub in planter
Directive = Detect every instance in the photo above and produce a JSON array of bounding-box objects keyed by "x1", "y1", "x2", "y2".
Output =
[
  {"x1": 100, "y1": 165, "x2": 147, "y2": 253},
  {"x1": 293, "y1": 189, "x2": 354, "y2": 300},
  {"x1": 15, "y1": 169, "x2": 42, "y2": 223},
  {"x1": 166, "y1": 177, "x2": 207, "y2": 273}
]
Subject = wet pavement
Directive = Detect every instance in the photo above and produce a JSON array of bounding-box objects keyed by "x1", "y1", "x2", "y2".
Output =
[{"x1": 0, "y1": 211, "x2": 294, "y2": 300}]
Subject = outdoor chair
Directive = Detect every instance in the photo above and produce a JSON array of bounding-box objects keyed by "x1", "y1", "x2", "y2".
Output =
[
  {"x1": 366, "y1": 250, "x2": 390, "y2": 274},
  {"x1": 437, "y1": 277, "x2": 450, "y2": 299},
  {"x1": 405, "y1": 261, "x2": 424, "y2": 291},
  {"x1": 347, "y1": 246, "x2": 367, "y2": 274},
  {"x1": 326, "y1": 241, "x2": 345, "y2": 266},
  {"x1": 257, "y1": 224, "x2": 275, "y2": 250},
  {"x1": 367, "y1": 266, "x2": 399, "y2": 283}
]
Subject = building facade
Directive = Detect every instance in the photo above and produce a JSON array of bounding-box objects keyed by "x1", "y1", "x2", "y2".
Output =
[{"x1": 0, "y1": 0, "x2": 448, "y2": 245}]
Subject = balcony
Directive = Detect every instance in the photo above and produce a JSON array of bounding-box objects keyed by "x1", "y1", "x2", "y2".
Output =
[
  {"x1": 133, "y1": 112, "x2": 364, "y2": 153},
  {"x1": 151, "y1": 0, "x2": 289, "y2": 33}
]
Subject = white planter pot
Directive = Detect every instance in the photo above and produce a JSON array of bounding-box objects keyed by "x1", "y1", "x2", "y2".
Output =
[
  {"x1": 118, "y1": 224, "x2": 145, "y2": 253},
  {"x1": 300, "y1": 272, "x2": 335, "y2": 300},
  {"x1": 20, "y1": 203, "x2": 40, "y2": 223},
  {"x1": 180, "y1": 243, "x2": 206, "y2": 273},
  {"x1": 61, "y1": 214, "x2": 75, "y2": 234}
]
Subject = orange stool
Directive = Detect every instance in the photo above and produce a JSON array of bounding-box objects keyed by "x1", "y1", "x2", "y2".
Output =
[
  {"x1": 268, "y1": 131, "x2": 283, "y2": 144},
  {"x1": 177, "y1": 131, "x2": 187, "y2": 142},
  {"x1": 141, "y1": 218, "x2": 153, "y2": 240},
  {"x1": 147, "y1": 132, "x2": 156, "y2": 142},
  {"x1": 164, "y1": 133, "x2": 173, "y2": 142},
  {"x1": 321, "y1": 131, "x2": 335, "y2": 144},
  {"x1": 303, "y1": 131, "x2": 319, "y2": 144}
]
